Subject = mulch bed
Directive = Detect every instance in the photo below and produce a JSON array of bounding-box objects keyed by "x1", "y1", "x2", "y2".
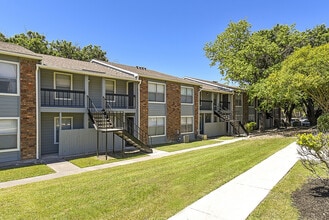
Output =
[{"x1": 292, "y1": 178, "x2": 329, "y2": 219}]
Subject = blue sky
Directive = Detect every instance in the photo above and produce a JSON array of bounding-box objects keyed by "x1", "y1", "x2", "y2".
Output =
[{"x1": 0, "y1": 0, "x2": 328, "y2": 82}]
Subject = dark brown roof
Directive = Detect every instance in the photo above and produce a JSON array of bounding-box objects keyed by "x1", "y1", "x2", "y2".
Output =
[
  {"x1": 92, "y1": 60, "x2": 201, "y2": 86},
  {"x1": 0, "y1": 41, "x2": 41, "y2": 59},
  {"x1": 40, "y1": 55, "x2": 137, "y2": 80}
]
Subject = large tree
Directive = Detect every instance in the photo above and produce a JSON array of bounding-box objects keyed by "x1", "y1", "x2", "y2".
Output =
[
  {"x1": 278, "y1": 44, "x2": 329, "y2": 114},
  {"x1": 204, "y1": 20, "x2": 302, "y2": 130},
  {"x1": 0, "y1": 31, "x2": 108, "y2": 62}
]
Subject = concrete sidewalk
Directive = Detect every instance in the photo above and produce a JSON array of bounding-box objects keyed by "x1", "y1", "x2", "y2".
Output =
[{"x1": 169, "y1": 142, "x2": 299, "y2": 220}]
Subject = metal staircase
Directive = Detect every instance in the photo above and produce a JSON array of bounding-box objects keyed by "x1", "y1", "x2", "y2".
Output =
[
  {"x1": 214, "y1": 106, "x2": 248, "y2": 136},
  {"x1": 87, "y1": 96, "x2": 152, "y2": 155}
]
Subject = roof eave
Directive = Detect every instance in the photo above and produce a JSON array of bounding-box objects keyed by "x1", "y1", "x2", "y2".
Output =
[
  {"x1": 38, "y1": 64, "x2": 138, "y2": 81},
  {"x1": 0, "y1": 50, "x2": 42, "y2": 60}
]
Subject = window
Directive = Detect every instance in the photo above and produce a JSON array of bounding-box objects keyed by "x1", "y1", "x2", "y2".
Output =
[
  {"x1": 54, "y1": 73, "x2": 72, "y2": 99},
  {"x1": 181, "y1": 87, "x2": 193, "y2": 104},
  {"x1": 148, "y1": 117, "x2": 165, "y2": 136},
  {"x1": 105, "y1": 79, "x2": 116, "y2": 102},
  {"x1": 54, "y1": 117, "x2": 73, "y2": 144},
  {"x1": 0, "y1": 61, "x2": 18, "y2": 95},
  {"x1": 148, "y1": 82, "x2": 165, "y2": 102},
  {"x1": 0, "y1": 118, "x2": 19, "y2": 151},
  {"x1": 181, "y1": 117, "x2": 193, "y2": 133}
]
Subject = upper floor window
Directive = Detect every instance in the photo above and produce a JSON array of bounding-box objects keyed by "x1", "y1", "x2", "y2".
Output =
[
  {"x1": 181, "y1": 86, "x2": 193, "y2": 104},
  {"x1": 148, "y1": 82, "x2": 165, "y2": 103},
  {"x1": 54, "y1": 73, "x2": 72, "y2": 99},
  {"x1": 0, "y1": 61, "x2": 19, "y2": 95}
]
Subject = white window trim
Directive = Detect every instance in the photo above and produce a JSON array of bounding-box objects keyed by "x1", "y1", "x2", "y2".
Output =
[
  {"x1": 148, "y1": 116, "x2": 166, "y2": 137},
  {"x1": 54, "y1": 117, "x2": 73, "y2": 144},
  {"x1": 53, "y1": 72, "x2": 73, "y2": 100},
  {"x1": 181, "y1": 116, "x2": 194, "y2": 134},
  {"x1": 0, "y1": 117, "x2": 20, "y2": 152},
  {"x1": 148, "y1": 82, "x2": 166, "y2": 104},
  {"x1": 105, "y1": 79, "x2": 116, "y2": 102},
  {"x1": 0, "y1": 60, "x2": 20, "y2": 96},
  {"x1": 181, "y1": 86, "x2": 194, "y2": 105}
]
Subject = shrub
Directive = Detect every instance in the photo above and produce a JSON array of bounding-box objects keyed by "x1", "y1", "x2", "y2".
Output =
[
  {"x1": 245, "y1": 121, "x2": 256, "y2": 133},
  {"x1": 297, "y1": 132, "x2": 329, "y2": 182},
  {"x1": 317, "y1": 113, "x2": 329, "y2": 132}
]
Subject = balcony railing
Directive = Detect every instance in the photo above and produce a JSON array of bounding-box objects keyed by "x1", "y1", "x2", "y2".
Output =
[
  {"x1": 200, "y1": 100, "x2": 231, "y2": 111},
  {"x1": 41, "y1": 88, "x2": 85, "y2": 107},
  {"x1": 105, "y1": 93, "x2": 136, "y2": 109},
  {"x1": 200, "y1": 100, "x2": 212, "y2": 110}
]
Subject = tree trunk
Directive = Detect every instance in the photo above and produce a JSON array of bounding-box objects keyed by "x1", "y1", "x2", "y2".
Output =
[
  {"x1": 258, "y1": 111, "x2": 266, "y2": 132},
  {"x1": 284, "y1": 103, "x2": 295, "y2": 124},
  {"x1": 303, "y1": 98, "x2": 320, "y2": 126}
]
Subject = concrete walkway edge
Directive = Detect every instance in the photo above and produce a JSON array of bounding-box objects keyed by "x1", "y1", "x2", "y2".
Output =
[{"x1": 169, "y1": 142, "x2": 299, "y2": 220}]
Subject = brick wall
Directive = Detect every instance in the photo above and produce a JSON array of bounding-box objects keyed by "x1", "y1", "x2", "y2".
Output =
[
  {"x1": 166, "y1": 82, "x2": 181, "y2": 142},
  {"x1": 20, "y1": 58, "x2": 37, "y2": 160},
  {"x1": 139, "y1": 77, "x2": 149, "y2": 144}
]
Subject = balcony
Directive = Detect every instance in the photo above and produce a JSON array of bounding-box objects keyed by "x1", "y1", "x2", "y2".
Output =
[
  {"x1": 41, "y1": 88, "x2": 85, "y2": 107},
  {"x1": 200, "y1": 100, "x2": 231, "y2": 111},
  {"x1": 200, "y1": 100, "x2": 212, "y2": 110},
  {"x1": 105, "y1": 93, "x2": 136, "y2": 109}
]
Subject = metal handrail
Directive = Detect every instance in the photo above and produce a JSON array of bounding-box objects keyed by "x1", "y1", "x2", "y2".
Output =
[{"x1": 103, "y1": 96, "x2": 152, "y2": 147}]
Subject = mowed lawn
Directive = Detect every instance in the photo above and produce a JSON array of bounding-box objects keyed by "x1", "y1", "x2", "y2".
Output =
[{"x1": 0, "y1": 137, "x2": 295, "y2": 219}]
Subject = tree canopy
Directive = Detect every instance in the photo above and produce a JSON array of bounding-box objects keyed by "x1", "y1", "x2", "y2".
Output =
[
  {"x1": 205, "y1": 20, "x2": 329, "y2": 126},
  {"x1": 0, "y1": 31, "x2": 108, "y2": 62}
]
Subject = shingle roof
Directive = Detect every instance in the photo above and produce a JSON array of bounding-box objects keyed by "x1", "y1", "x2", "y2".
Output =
[
  {"x1": 0, "y1": 41, "x2": 41, "y2": 59},
  {"x1": 184, "y1": 77, "x2": 238, "y2": 93},
  {"x1": 92, "y1": 60, "x2": 201, "y2": 86},
  {"x1": 39, "y1": 55, "x2": 136, "y2": 80}
]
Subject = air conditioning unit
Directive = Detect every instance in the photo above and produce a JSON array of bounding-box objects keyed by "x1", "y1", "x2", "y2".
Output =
[{"x1": 183, "y1": 135, "x2": 189, "y2": 143}]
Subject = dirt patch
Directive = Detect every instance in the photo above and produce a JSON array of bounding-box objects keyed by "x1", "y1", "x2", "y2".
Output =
[{"x1": 292, "y1": 178, "x2": 329, "y2": 219}]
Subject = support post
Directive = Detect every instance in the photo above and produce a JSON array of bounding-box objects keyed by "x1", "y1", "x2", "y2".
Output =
[
  {"x1": 121, "y1": 134, "x2": 124, "y2": 158},
  {"x1": 96, "y1": 130, "x2": 99, "y2": 157},
  {"x1": 105, "y1": 131, "x2": 108, "y2": 160},
  {"x1": 112, "y1": 132, "x2": 115, "y2": 154}
]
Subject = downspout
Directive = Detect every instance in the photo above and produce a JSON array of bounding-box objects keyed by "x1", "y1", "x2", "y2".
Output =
[
  {"x1": 137, "y1": 77, "x2": 141, "y2": 139},
  {"x1": 35, "y1": 65, "x2": 40, "y2": 160}
]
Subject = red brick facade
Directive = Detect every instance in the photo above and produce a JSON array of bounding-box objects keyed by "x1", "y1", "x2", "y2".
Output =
[
  {"x1": 139, "y1": 77, "x2": 149, "y2": 144},
  {"x1": 166, "y1": 82, "x2": 181, "y2": 142},
  {"x1": 20, "y1": 59, "x2": 37, "y2": 159}
]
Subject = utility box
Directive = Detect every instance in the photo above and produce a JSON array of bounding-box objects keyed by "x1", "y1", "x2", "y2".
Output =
[{"x1": 183, "y1": 135, "x2": 190, "y2": 143}]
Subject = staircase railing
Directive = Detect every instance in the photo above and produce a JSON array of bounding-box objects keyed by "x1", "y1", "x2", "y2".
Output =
[{"x1": 103, "y1": 96, "x2": 152, "y2": 147}]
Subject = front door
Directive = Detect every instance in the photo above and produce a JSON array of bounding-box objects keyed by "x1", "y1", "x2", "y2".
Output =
[{"x1": 126, "y1": 117, "x2": 134, "y2": 136}]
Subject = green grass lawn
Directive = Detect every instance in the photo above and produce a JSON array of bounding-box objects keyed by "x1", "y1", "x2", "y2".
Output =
[
  {"x1": 0, "y1": 137, "x2": 294, "y2": 219},
  {"x1": 69, "y1": 152, "x2": 148, "y2": 168},
  {"x1": 154, "y1": 136, "x2": 234, "y2": 152},
  {"x1": 247, "y1": 161, "x2": 317, "y2": 219},
  {"x1": 0, "y1": 164, "x2": 54, "y2": 182}
]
